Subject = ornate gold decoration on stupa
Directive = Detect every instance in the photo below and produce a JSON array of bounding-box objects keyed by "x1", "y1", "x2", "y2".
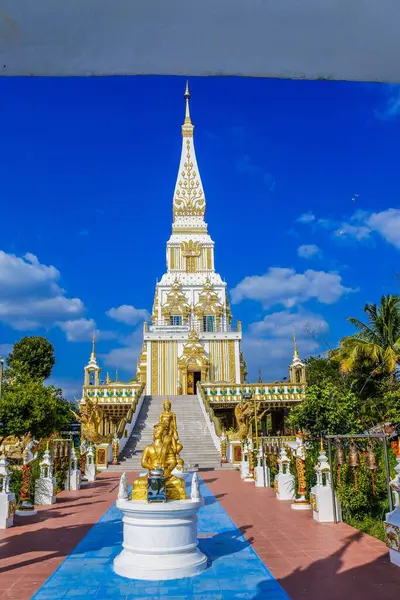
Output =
[
  {"x1": 130, "y1": 399, "x2": 186, "y2": 501},
  {"x1": 194, "y1": 278, "x2": 223, "y2": 320},
  {"x1": 173, "y1": 82, "x2": 205, "y2": 219},
  {"x1": 161, "y1": 279, "x2": 191, "y2": 321}
]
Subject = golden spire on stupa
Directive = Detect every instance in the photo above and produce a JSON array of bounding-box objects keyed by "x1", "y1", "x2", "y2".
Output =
[
  {"x1": 292, "y1": 328, "x2": 299, "y2": 359},
  {"x1": 173, "y1": 81, "x2": 205, "y2": 221},
  {"x1": 91, "y1": 331, "x2": 96, "y2": 359},
  {"x1": 184, "y1": 80, "x2": 192, "y2": 125}
]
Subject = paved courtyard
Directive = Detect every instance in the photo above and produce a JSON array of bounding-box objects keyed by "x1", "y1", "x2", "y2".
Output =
[{"x1": 1, "y1": 471, "x2": 399, "y2": 599}]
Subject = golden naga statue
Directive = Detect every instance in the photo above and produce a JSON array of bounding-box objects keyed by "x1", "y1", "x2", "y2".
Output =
[
  {"x1": 72, "y1": 398, "x2": 105, "y2": 444},
  {"x1": 131, "y1": 400, "x2": 186, "y2": 501},
  {"x1": 234, "y1": 399, "x2": 268, "y2": 442},
  {"x1": 234, "y1": 400, "x2": 253, "y2": 441},
  {"x1": 0, "y1": 433, "x2": 37, "y2": 461}
]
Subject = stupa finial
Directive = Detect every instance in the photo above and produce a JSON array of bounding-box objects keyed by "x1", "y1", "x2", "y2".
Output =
[
  {"x1": 293, "y1": 328, "x2": 298, "y2": 358},
  {"x1": 91, "y1": 330, "x2": 96, "y2": 358},
  {"x1": 184, "y1": 80, "x2": 191, "y2": 125}
]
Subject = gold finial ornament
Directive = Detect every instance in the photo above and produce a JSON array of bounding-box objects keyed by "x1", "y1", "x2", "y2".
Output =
[
  {"x1": 293, "y1": 328, "x2": 298, "y2": 358},
  {"x1": 130, "y1": 399, "x2": 186, "y2": 501},
  {"x1": 184, "y1": 80, "x2": 191, "y2": 124},
  {"x1": 91, "y1": 331, "x2": 96, "y2": 358}
]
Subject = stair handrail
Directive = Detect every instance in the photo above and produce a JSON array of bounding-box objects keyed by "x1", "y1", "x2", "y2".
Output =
[
  {"x1": 116, "y1": 382, "x2": 146, "y2": 453},
  {"x1": 197, "y1": 383, "x2": 222, "y2": 452}
]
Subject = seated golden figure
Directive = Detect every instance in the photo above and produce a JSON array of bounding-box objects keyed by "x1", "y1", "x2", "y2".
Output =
[{"x1": 130, "y1": 421, "x2": 186, "y2": 501}]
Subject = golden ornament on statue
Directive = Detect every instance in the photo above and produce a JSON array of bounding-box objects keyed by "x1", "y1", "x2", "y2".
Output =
[{"x1": 130, "y1": 400, "x2": 186, "y2": 501}]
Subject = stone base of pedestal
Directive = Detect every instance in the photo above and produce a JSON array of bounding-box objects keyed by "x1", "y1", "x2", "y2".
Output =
[
  {"x1": 291, "y1": 500, "x2": 311, "y2": 510},
  {"x1": 275, "y1": 474, "x2": 295, "y2": 501},
  {"x1": 240, "y1": 460, "x2": 249, "y2": 479},
  {"x1": 113, "y1": 498, "x2": 207, "y2": 580},
  {"x1": 35, "y1": 478, "x2": 56, "y2": 506},
  {"x1": 384, "y1": 507, "x2": 400, "y2": 567},
  {"x1": 0, "y1": 492, "x2": 16, "y2": 528},
  {"x1": 255, "y1": 465, "x2": 270, "y2": 487},
  {"x1": 310, "y1": 486, "x2": 337, "y2": 522},
  {"x1": 16, "y1": 501, "x2": 37, "y2": 517},
  {"x1": 65, "y1": 470, "x2": 81, "y2": 491},
  {"x1": 86, "y1": 465, "x2": 96, "y2": 482}
]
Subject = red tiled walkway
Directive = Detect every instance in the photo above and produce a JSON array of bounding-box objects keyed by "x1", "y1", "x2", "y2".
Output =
[
  {"x1": 205, "y1": 470, "x2": 400, "y2": 600},
  {"x1": 0, "y1": 472, "x2": 121, "y2": 600},
  {"x1": 1, "y1": 470, "x2": 400, "y2": 600}
]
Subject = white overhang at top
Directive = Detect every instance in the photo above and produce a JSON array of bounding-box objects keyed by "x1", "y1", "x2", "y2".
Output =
[{"x1": 0, "y1": 0, "x2": 399, "y2": 82}]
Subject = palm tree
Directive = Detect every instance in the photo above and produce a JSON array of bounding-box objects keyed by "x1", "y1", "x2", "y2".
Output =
[{"x1": 333, "y1": 295, "x2": 400, "y2": 377}]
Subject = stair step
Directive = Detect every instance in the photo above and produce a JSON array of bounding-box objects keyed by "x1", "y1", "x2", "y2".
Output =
[{"x1": 117, "y1": 394, "x2": 220, "y2": 470}]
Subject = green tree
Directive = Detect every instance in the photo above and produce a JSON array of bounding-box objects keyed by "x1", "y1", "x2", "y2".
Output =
[
  {"x1": 287, "y1": 381, "x2": 363, "y2": 437},
  {"x1": 304, "y1": 355, "x2": 342, "y2": 386},
  {"x1": 332, "y1": 295, "x2": 400, "y2": 377},
  {"x1": 6, "y1": 336, "x2": 55, "y2": 381},
  {"x1": 0, "y1": 379, "x2": 71, "y2": 439}
]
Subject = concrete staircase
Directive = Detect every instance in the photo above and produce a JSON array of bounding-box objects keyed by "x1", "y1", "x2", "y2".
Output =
[{"x1": 110, "y1": 395, "x2": 221, "y2": 471}]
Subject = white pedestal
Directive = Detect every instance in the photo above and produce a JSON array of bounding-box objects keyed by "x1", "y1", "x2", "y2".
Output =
[
  {"x1": 274, "y1": 473, "x2": 295, "y2": 501},
  {"x1": 65, "y1": 469, "x2": 81, "y2": 491},
  {"x1": 86, "y1": 463, "x2": 96, "y2": 483},
  {"x1": 310, "y1": 485, "x2": 338, "y2": 522},
  {"x1": 0, "y1": 492, "x2": 16, "y2": 528},
  {"x1": 240, "y1": 460, "x2": 249, "y2": 479},
  {"x1": 113, "y1": 498, "x2": 207, "y2": 580},
  {"x1": 384, "y1": 506, "x2": 400, "y2": 566},
  {"x1": 255, "y1": 465, "x2": 270, "y2": 488},
  {"x1": 34, "y1": 477, "x2": 56, "y2": 505},
  {"x1": 16, "y1": 501, "x2": 37, "y2": 516}
]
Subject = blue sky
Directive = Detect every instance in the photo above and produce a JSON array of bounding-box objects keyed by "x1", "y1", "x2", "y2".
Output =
[{"x1": 1, "y1": 76, "x2": 400, "y2": 399}]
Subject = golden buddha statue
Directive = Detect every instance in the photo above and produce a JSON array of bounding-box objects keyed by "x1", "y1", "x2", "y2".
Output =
[{"x1": 130, "y1": 421, "x2": 186, "y2": 501}]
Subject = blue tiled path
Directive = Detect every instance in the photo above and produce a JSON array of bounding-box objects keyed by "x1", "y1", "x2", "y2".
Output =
[{"x1": 31, "y1": 478, "x2": 289, "y2": 600}]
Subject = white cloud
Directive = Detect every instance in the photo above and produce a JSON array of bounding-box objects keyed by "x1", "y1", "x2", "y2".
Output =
[
  {"x1": 58, "y1": 319, "x2": 116, "y2": 342},
  {"x1": 49, "y1": 378, "x2": 82, "y2": 401},
  {"x1": 334, "y1": 223, "x2": 372, "y2": 241},
  {"x1": 297, "y1": 244, "x2": 321, "y2": 259},
  {"x1": 366, "y1": 208, "x2": 400, "y2": 249},
  {"x1": 249, "y1": 309, "x2": 328, "y2": 338},
  {"x1": 106, "y1": 305, "x2": 149, "y2": 326},
  {"x1": 297, "y1": 212, "x2": 315, "y2": 224},
  {"x1": 244, "y1": 309, "x2": 330, "y2": 381},
  {"x1": 316, "y1": 207, "x2": 400, "y2": 250},
  {"x1": 375, "y1": 86, "x2": 400, "y2": 120},
  {"x1": 243, "y1": 332, "x2": 322, "y2": 382},
  {"x1": 0, "y1": 251, "x2": 84, "y2": 330},
  {"x1": 231, "y1": 267, "x2": 355, "y2": 309},
  {"x1": 58, "y1": 318, "x2": 97, "y2": 342},
  {"x1": 101, "y1": 330, "x2": 143, "y2": 372}
]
